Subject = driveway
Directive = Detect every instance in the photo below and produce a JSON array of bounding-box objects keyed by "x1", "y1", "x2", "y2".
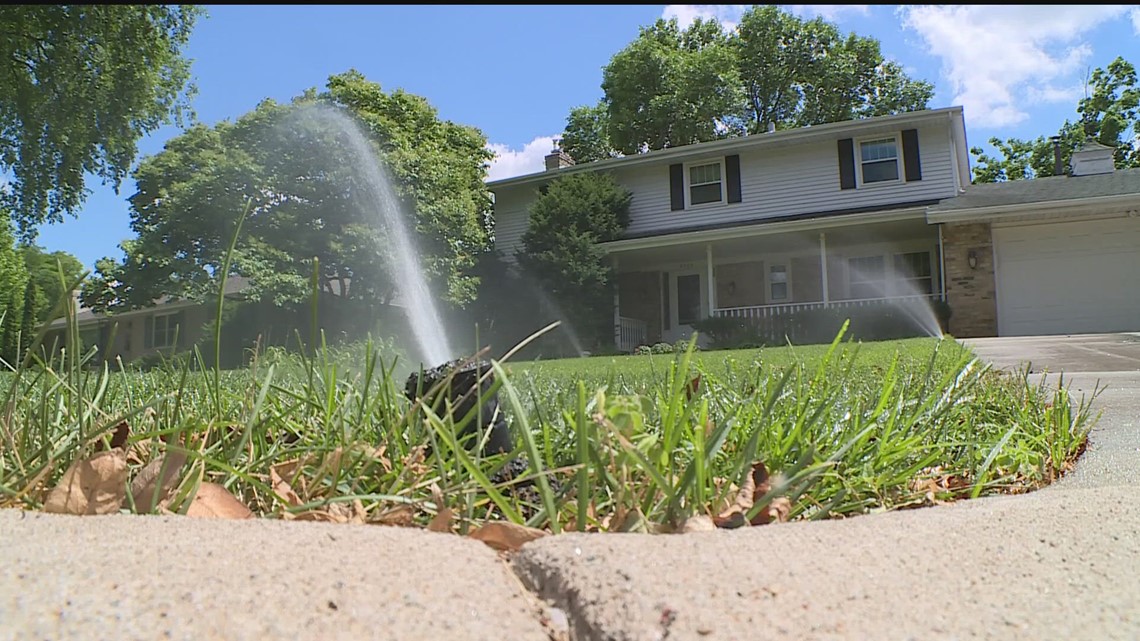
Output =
[
  {"x1": 962, "y1": 332, "x2": 1140, "y2": 374},
  {"x1": 964, "y1": 332, "x2": 1140, "y2": 489}
]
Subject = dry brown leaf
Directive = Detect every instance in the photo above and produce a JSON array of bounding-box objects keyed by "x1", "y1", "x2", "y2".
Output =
[
  {"x1": 130, "y1": 451, "x2": 188, "y2": 512},
  {"x1": 713, "y1": 462, "x2": 788, "y2": 528},
  {"x1": 680, "y1": 514, "x2": 717, "y2": 533},
  {"x1": 269, "y1": 463, "x2": 303, "y2": 509},
  {"x1": 44, "y1": 449, "x2": 129, "y2": 515},
  {"x1": 185, "y1": 482, "x2": 253, "y2": 519},
  {"x1": 371, "y1": 503, "x2": 415, "y2": 527},
  {"x1": 469, "y1": 522, "x2": 547, "y2": 552},
  {"x1": 428, "y1": 507, "x2": 454, "y2": 533}
]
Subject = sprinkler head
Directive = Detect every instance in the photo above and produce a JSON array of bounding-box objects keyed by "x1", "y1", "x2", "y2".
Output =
[{"x1": 403, "y1": 358, "x2": 513, "y2": 455}]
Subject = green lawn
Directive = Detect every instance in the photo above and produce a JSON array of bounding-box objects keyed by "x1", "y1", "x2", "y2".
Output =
[{"x1": 0, "y1": 330, "x2": 1098, "y2": 534}]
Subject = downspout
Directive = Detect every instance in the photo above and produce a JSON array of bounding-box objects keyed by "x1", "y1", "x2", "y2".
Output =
[
  {"x1": 819, "y1": 232, "x2": 830, "y2": 304},
  {"x1": 938, "y1": 224, "x2": 947, "y2": 302}
]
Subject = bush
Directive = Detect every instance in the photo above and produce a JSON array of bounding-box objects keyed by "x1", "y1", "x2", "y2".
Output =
[
  {"x1": 650, "y1": 342, "x2": 673, "y2": 355},
  {"x1": 694, "y1": 299, "x2": 951, "y2": 350},
  {"x1": 634, "y1": 345, "x2": 652, "y2": 356}
]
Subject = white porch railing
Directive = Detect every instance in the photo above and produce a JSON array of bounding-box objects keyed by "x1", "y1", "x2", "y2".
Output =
[
  {"x1": 617, "y1": 316, "x2": 648, "y2": 353},
  {"x1": 713, "y1": 294, "x2": 941, "y2": 320}
]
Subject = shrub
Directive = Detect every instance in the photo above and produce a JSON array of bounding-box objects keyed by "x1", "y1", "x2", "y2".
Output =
[
  {"x1": 634, "y1": 345, "x2": 652, "y2": 356},
  {"x1": 650, "y1": 342, "x2": 673, "y2": 355}
]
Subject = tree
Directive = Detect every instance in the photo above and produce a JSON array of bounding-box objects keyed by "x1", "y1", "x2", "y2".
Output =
[
  {"x1": 20, "y1": 245, "x2": 85, "y2": 321},
  {"x1": 561, "y1": 102, "x2": 619, "y2": 165},
  {"x1": 83, "y1": 71, "x2": 495, "y2": 321},
  {"x1": 0, "y1": 221, "x2": 28, "y2": 362},
  {"x1": 565, "y1": 7, "x2": 933, "y2": 160},
  {"x1": 602, "y1": 18, "x2": 745, "y2": 155},
  {"x1": 19, "y1": 280, "x2": 40, "y2": 360},
  {"x1": 971, "y1": 57, "x2": 1139, "y2": 183},
  {"x1": 0, "y1": 5, "x2": 202, "y2": 237},
  {"x1": 517, "y1": 173, "x2": 632, "y2": 349}
]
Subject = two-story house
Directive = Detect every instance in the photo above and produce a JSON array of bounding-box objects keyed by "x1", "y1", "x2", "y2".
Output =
[{"x1": 489, "y1": 106, "x2": 1140, "y2": 350}]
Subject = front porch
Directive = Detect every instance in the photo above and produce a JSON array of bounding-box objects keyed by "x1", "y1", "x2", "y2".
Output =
[{"x1": 610, "y1": 216, "x2": 946, "y2": 351}]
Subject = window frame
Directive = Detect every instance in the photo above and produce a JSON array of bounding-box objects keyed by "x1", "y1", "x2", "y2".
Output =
[
  {"x1": 855, "y1": 135, "x2": 902, "y2": 187},
  {"x1": 684, "y1": 159, "x2": 726, "y2": 208},
  {"x1": 151, "y1": 312, "x2": 180, "y2": 350},
  {"x1": 847, "y1": 255, "x2": 888, "y2": 300},
  {"x1": 767, "y1": 263, "x2": 791, "y2": 302},
  {"x1": 891, "y1": 250, "x2": 934, "y2": 296}
]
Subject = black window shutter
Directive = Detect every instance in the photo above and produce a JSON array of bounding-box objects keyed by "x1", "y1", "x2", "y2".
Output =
[
  {"x1": 725, "y1": 154, "x2": 742, "y2": 203},
  {"x1": 901, "y1": 129, "x2": 922, "y2": 182},
  {"x1": 837, "y1": 139, "x2": 856, "y2": 190},
  {"x1": 669, "y1": 163, "x2": 685, "y2": 211}
]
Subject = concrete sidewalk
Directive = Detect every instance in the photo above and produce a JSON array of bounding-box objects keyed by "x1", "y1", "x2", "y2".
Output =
[{"x1": 3, "y1": 335, "x2": 1139, "y2": 640}]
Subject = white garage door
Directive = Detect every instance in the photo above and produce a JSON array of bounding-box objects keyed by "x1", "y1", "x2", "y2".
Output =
[{"x1": 993, "y1": 216, "x2": 1140, "y2": 336}]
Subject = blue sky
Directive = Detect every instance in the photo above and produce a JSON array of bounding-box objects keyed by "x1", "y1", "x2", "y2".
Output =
[{"x1": 35, "y1": 4, "x2": 1140, "y2": 270}]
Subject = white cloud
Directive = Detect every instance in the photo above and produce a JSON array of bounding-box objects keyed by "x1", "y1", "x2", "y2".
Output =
[
  {"x1": 900, "y1": 5, "x2": 1130, "y2": 128},
  {"x1": 785, "y1": 5, "x2": 870, "y2": 21},
  {"x1": 1132, "y1": 8, "x2": 1140, "y2": 34},
  {"x1": 662, "y1": 5, "x2": 747, "y2": 31},
  {"x1": 485, "y1": 136, "x2": 558, "y2": 182}
]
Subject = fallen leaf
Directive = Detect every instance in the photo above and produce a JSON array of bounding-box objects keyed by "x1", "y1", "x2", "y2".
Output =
[
  {"x1": 371, "y1": 503, "x2": 415, "y2": 527},
  {"x1": 680, "y1": 514, "x2": 716, "y2": 533},
  {"x1": 468, "y1": 522, "x2": 547, "y2": 552},
  {"x1": 427, "y1": 483, "x2": 452, "y2": 532},
  {"x1": 130, "y1": 451, "x2": 188, "y2": 512},
  {"x1": 93, "y1": 421, "x2": 131, "y2": 453},
  {"x1": 185, "y1": 482, "x2": 253, "y2": 519},
  {"x1": 269, "y1": 462, "x2": 303, "y2": 508},
  {"x1": 714, "y1": 462, "x2": 783, "y2": 528},
  {"x1": 44, "y1": 449, "x2": 128, "y2": 515},
  {"x1": 428, "y1": 507, "x2": 454, "y2": 533}
]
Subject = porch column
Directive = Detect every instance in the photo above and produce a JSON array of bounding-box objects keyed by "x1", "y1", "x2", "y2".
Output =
[
  {"x1": 613, "y1": 255, "x2": 621, "y2": 348},
  {"x1": 705, "y1": 243, "x2": 715, "y2": 317},
  {"x1": 819, "y1": 232, "x2": 830, "y2": 304}
]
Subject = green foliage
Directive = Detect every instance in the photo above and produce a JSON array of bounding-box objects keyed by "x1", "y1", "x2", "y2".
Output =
[
  {"x1": 20, "y1": 245, "x2": 84, "y2": 322},
  {"x1": 517, "y1": 173, "x2": 632, "y2": 350},
  {"x1": 602, "y1": 17, "x2": 746, "y2": 155},
  {"x1": 971, "y1": 57, "x2": 1140, "y2": 183},
  {"x1": 561, "y1": 102, "x2": 619, "y2": 165},
  {"x1": 0, "y1": 5, "x2": 201, "y2": 236},
  {"x1": 650, "y1": 342, "x2": 674, "y2": 355},
  {"x1": 566, "y1": 7, "x2": 932, "y2": 160},
  {"x1": 82, "y1": 71, "x2": 495, "y2": 315}
]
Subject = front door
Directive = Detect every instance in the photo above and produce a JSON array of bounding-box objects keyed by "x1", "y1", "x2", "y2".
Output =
[{"x1": 666, "y1": 272, "x2": 703, "y2": 343}]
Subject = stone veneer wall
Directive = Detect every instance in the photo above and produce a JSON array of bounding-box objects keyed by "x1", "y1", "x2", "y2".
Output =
[{"x1": 942, "y1": 222, "x2": 998, "y2": 337}]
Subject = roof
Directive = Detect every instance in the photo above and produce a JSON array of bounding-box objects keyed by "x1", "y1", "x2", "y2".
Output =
[
  {"x1": 929, "y1": 168, "x2": 1140, "y2": 213},
  {"x1": 46, "y1": 276, "x2": 252, "y2": 330},
  {"x1": 487, "y1": 106, "x2": 965, "y2": 190}
]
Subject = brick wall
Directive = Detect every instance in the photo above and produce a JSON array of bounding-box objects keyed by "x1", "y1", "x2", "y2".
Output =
[{"x1": 942, "y1": 222, "x2": 997, "y2": 337}]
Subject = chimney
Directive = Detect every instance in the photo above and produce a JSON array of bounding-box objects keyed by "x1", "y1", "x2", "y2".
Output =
[
  {"x1": 1070, "y1": 138, "x2": 1116, "y2": 177},
  {"x1": 1050, "y1": 135, "x2": 1063, "y2": 176},
  {"x1": 544, "y1": 139, "x2": 575, "y2": 171}
]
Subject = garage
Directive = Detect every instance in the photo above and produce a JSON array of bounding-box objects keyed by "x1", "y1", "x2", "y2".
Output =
[{"x1": 993, "y1": 215, "x2": 1140, "y2": 336}]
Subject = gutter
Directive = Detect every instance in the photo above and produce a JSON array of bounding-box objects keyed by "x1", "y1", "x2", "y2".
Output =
[
  {"x1": 600, "y1": 207, "x2": 928, "y2": 253},
  {"x1": 926, "y1": 192, "x2": 1140, "y2": 224}
]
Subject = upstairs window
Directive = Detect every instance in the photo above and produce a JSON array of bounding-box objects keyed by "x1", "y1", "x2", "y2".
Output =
[
  {"x1": 688, "y1": 161, "x2": 723, "y2": 206},
  {"x1": 859, "y1": 138, "x2": 899, "y2": 184}
]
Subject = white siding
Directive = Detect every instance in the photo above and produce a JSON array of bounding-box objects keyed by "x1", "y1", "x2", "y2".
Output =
[
  {"x1": 491, "y1": 120, "x2": 958, "y2": 254},
  {"x1": 626, "y1": 124, "x2": 956, "y2": 237},
  {"x1": 492, "y1": 187, "x2": 538, "y2": 262}
]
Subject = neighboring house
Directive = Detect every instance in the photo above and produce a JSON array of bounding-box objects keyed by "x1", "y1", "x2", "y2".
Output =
[
  {"x1": 41, "y1": 277, "x2": 250, "y2": 363},
  {"x1": 488, "y1": 106, "x2": 1140, "y2": 350}
]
